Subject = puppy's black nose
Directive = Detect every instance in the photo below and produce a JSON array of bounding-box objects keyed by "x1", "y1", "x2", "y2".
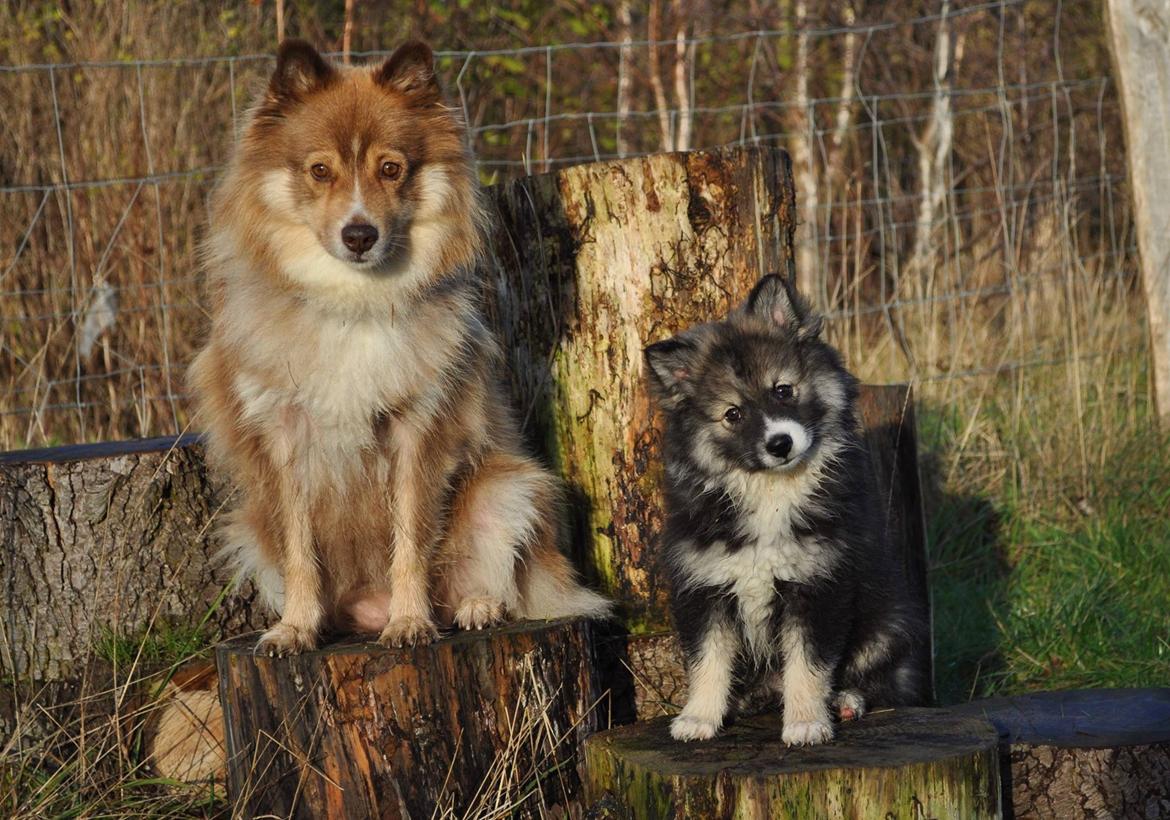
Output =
[
  {"x1": 766, "y1": 433, "x2": 793, "y2": 458},
  {"x1": 341, "y1": 223, "x2": 378, "y2": 254}
]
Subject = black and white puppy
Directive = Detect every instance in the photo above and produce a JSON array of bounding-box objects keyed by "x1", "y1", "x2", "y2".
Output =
[{"x1": 644, "y1": 274, "x2": 928, "y2": 746}]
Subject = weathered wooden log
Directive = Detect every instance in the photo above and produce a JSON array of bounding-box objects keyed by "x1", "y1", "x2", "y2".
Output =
[
  {"x1": 954, "y1": 688, "x2": 1170, "y2": 818},
  {"x1": 481, "y1": 145, "x2": 797, "y2": 625},
  {"x1": 583, "y1": 708, "x2": 1002, "y2": 818},
  {"x1": 217, "y1": 618, "x2": 608, "y2": 818}
]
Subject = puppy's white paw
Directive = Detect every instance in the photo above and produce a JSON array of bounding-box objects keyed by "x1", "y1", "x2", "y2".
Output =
[
  {"x1": 454, "y1": 596, "x2": 505, "y2": 630},
  {"x1": 782, "y1": 719, "x2": 834, "y2": 746},
  {"x1": 379, "y1": 615, "x2": 439, "y2": 647},
  {"x1": 670, "y1": 713, "x2": 721, "y2": 742},
  {"x1": 255, "y1": 622, "x2": 317, "y2": 656},
  {"x1": 834, "y1": 690, "x2": 866, "y2": 722}
]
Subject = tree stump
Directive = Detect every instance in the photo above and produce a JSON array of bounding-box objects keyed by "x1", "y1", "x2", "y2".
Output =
[
  {"x1": 217, "y1": 618, "x2": 608, "y2": 819},
  {"x1": 0, "y1": 435, "x2": 263, "y2": 683},
  {"x1": 0, "y1": 435, "x2": 266, "y2": 742},
  {"x1": 481, "y1": 145, "x2": 797, "y2": 625},
  {"x1": 583, "y1": 708, "x2": 1002, "y2": 819},
  {"x1": 954, "y1": 688, "x2": 1170, "y2": 818}
]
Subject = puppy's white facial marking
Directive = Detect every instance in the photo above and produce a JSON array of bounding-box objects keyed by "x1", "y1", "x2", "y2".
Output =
[
  {"x1": 671, "y1": 619, "x2": 739, "y2": 742},
  {"x1": 760, "y1": 416, "x2": 812, "y2": 469}
]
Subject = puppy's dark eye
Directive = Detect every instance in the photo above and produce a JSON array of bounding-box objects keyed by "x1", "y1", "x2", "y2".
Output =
[
  {"x1": 774, "y1": 384, "x2": 795, "y2": 400},
  {"x1": 723, "y1": 406, "x2": 742, "y2": 424},
  {"x1": 380, "y1": 161, "x2": 402, "y2": 180},
  {"x1": 309, "y1": 163, "x2": 330, "y2": 181}
]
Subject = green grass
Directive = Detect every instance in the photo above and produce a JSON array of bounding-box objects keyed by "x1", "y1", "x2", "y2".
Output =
[
  {"x1": 94, "y1": 621, "x2": 214, "y2": 676},
  {"x1": 931, "y1": 422, "x2": 1170, "y2": 703}
]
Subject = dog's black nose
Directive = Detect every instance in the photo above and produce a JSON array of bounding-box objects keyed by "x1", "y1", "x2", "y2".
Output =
[
  {"x1": 341, "y1": 223, "x2": 378, "y2": 254},
  {"x1": 766, "y1": 433, "x2": 793, "y2": 458}
]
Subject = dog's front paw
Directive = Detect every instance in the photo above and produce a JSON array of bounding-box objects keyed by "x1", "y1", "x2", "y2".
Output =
[
  {"x1": 255, "y1": 622, "x2": 318, "y2": 656},
  {"x1": 379, "y1": 615, "x2": 439, "y2": 647},
  {"x1": 454, "y1": 596, "x2": 505, "y2": 630},
  {"x1": 782, "y1": 719, "x2": 834, "y2": 746},
  {"x1": 670, "y1": 713, "x2": 721, "y2": 742}
]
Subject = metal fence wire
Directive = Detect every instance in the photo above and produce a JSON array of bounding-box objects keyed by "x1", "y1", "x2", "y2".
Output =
[{"x1": 0, "y1": 0, "x2": 1147, "y2": 454}]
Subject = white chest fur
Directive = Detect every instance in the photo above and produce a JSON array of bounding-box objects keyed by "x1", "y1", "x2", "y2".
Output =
[
  {"x1": 224, "y1": 286, "x2": 461, "y2": 486},
  {"x1": 679, "y1": 472, "x2": 834, "y2": 659}
]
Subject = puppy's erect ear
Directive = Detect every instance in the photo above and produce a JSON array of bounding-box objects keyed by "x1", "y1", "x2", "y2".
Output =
[
  {"x1": 744, "y1": 273, "x2": 824, "y2": 339},
  {"x1": 644, "y1": 335, "x2": 700, "y2": 407},
  {"x1": 374, "y1": 40, "x2": 441, "y2": 104},
  {"x1": 268, "y1": 40, "x2": 336, "y2": 104}
]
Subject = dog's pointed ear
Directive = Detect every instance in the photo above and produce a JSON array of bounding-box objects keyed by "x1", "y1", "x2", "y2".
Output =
[
  {"x1": 375, "y1": 40, "x2": 441, "y2": 104},
  {"x1": 268, "y1": 40, "x2": 336, "y2": 104},
  {"x1": 644, "y1": 335, "x2": 699, "y2": 406},
  {"x1": 745, "y1": 273, "x2": 823, "y2": 339}
]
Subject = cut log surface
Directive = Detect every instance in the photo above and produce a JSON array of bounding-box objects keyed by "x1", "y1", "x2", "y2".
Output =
[
  {"x1": 584, "y1": 708, "x2": 1001, "y2": 819},
  {"x1": 217, "y1": 618, "x2": 607, "y2": 819},
  {"x1": 955, "y1": 688, "x2": 1170, "y2": 819}
]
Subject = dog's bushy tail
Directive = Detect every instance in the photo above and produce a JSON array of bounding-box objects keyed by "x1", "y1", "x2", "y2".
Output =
[{"x1": 518, "y1": 545, "x2": 613, "y2": 620}]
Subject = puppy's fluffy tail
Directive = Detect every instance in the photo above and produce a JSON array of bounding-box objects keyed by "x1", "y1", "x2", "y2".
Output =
[{"x1": 518, "y1": 545, "x2": 613, "y2": 620}]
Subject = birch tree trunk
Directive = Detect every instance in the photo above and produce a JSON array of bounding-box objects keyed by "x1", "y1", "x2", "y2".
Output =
[
  {"x1": 789, "y1": 0, "x2": 822, "y2": 303},
  {"x1": 616, "y1": 0, "x2": 633, "y2": 157},
  {"x1": 648, "y1": 0, "x2": 673, "y2": 151},
  {"x1": 906, "y1": 0, "x2": 954, "y2": 293},
  {"x1": 1105, "y1": 0, "x2": 1170, "y2": 421},
  {"x1": 671, "y1": 0, "x2": 692, "y2": 152}
]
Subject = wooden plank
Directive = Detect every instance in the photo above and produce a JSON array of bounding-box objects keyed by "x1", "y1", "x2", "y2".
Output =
[
  {"x1": 0, "y1": 433, "x2": 202, "y2": 465},
  {"x1": 1106, "y1": 0, "x2": 1170, "y2": 420}
]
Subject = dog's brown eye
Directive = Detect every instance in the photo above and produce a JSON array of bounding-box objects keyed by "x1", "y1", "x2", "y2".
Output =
[
  {"x1": 380, "y1": 161, "x2": 402, "y2": 180},
  {"x1": 724, "y1": 406, "x2": 742, "y2": 424},
  {"x1": 309, "y1": 163, "x2": 330, "y2": 181},
  {"x1": 774, "y1": 384, "x2": 795, "y2": 400}
]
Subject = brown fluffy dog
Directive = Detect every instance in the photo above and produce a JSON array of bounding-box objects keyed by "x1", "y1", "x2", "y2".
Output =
[{"x1": 189, "y1": 40, "x2": 609, "y2": 654}]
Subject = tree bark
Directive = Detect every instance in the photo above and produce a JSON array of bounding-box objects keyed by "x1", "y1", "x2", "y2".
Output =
[
  {"x1": 954, "y1": 688, "x2": 1170, "y2": 819},
  {"x1": 217, "y1": 618, "x2": 607, "y2": 819},
  {"x1": 480, "y1": 145, "x2": 797, "y2": 627},
  {"x1": 583, "y1": 708, "x2": 1002, "y2": 818},
  {"x1": 0, "y1": 436, "x2": 263, "y2": 685},
  {"x1": 1106, "y1": 0, "x2": 1170, "y2": 421}
]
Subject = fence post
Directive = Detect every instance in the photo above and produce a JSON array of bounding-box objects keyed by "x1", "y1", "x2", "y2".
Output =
[{"x1": 1105, "y1": 0, "x2": 1170, "y2": 422}]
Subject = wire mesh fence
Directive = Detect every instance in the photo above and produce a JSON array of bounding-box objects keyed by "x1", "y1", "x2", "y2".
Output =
[{"x1": 0, "y1": 0, "x2": 1147, "y2": 492}]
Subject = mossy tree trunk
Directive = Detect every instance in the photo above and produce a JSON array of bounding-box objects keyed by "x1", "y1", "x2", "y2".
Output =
[{"x1": 481, "y1": 146, "x2": 797, "y2": 626}]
